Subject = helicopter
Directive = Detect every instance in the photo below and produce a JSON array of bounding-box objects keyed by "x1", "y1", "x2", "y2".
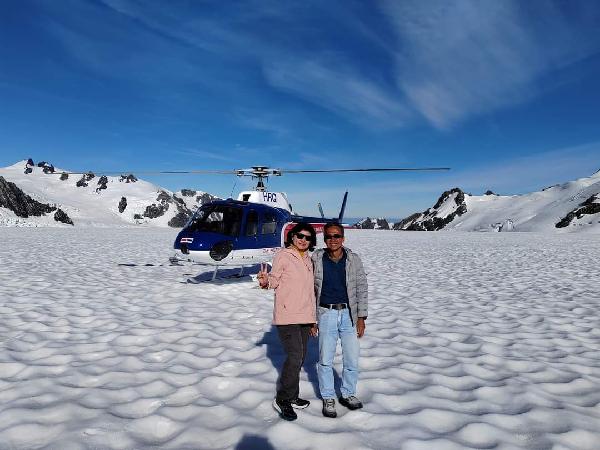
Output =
[{"x1": 168, "y1": 166, "x2": 449, "y2": 279}]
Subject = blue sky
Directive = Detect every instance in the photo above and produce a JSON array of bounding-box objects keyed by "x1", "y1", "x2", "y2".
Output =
[{"x1": 1, "y1": 0, "x2": 600, "y2": 218}]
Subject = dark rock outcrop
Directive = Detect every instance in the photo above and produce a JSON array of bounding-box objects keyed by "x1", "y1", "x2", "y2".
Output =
[
  {"x1": 396, "y1": 188, "x2": 467, "y2": 231},
  {"x1": 197, "y1": 192, "x2": 218, "y2": 205},
  {"x1": 142, "y1": 190, "x2": 202, "y2": 226},
  {"x1": 118, "y1": 197, "x2": 127, "y2": 213},
  {"x1": 96, "y1": 175, "x2": 108, "y2": 193},
  {"x1": 542, "y1": 184, "x2": 559, "y2": 192},
  {"x1": 181, "y1": 189, "x2": 196, "y2": 197},
  {"x1": 120, "y1": 174, "x2": 138, "y2": 183},
  {"x1": 392, "y1": 213, "x2": 421, "y2": 230},
  {"x1": 556, "y1": 194, "x2": 600, "y2": 228},
  {"x1": 0, "y1": 176, "x2": 56, "y2": 217},
  {"x1": 484, "y1": 190, "x2": 497, "y2": 196},
  {"x1": 168, "y1": 211, "x2": 191, "y2": 227},
  {"x1": 60, "y1": 172, "x2": 69, "y2": 181},
  {"x1": 143, "y1": 203, "x2": 169, "y2": 219},
  {"x1": 353, "y1": 217, "x2": 390, "y2": 229},
  {"x1": 76, "y1": 172, "x2": 95, "y2": 187},
  {"x1": 24, "y1": 158, "x2": 34, "y2": 174},
  {"x1": 143, "y1": 191, "x2": 172, "y2": 219},
  {"x1": 54, "y1": 208, "x2": 74, "y2": 225},
  {"x1": 157, "y1": 190, "x2": 171, "y2": 203}
]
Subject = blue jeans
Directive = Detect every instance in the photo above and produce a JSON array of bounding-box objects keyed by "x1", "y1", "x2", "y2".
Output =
[{"x1": 317, "y1": 308, "x2": 360, "y2": 399}]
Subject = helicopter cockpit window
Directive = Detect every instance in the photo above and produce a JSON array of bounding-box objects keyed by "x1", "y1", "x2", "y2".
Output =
[
  {"x1": 261, "y1": 212, "x2": 277, "y2": 234},
  {"x1": 245, "y1": 210, "x2": 258, "y2": 236},
  {"x1": 188, "y1": 205, "x2": 242, "y2": 237}
]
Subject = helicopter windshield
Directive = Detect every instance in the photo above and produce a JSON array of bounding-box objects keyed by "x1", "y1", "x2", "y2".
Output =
[{"x1": 188, "y1": 205, "x2": 243, "y2": 237}]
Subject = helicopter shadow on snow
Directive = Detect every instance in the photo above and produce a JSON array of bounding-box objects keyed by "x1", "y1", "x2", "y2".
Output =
[
  {"x1": 181, "y1": 263, "x2": 264, "y2": 284},
  {"x1": 256, "y1": 325, "x2": 342, "y2": 400}
]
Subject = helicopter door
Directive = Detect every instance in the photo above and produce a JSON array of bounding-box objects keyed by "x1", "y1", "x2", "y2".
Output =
[
  {"x1": 245, "y1": 210, "x2": 259, "y2": 238},
  {"x1": 260, "y1": 210, "x2": 280, "y2": 247}
]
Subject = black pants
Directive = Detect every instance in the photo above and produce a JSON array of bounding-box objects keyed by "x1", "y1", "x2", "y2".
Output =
[{"x1": 276, "y1": 324, "x2": 311, "y2": 402}]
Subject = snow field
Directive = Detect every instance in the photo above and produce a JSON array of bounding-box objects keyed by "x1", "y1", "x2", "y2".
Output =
[{"x1": 0, "y1": 229, "x2": 599, "y2": 449}]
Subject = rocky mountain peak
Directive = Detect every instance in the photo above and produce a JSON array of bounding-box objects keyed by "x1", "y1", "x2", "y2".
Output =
[
  {"x1": 0, "y1": 176, "x2": 73, "y2": 225},
  {"x1": 394, "y1": 187, "x2": 467, "y2": 231}
]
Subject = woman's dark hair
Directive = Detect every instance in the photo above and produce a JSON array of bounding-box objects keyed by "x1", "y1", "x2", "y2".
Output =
[{"x1": 285, "y1": 222, "x2": 317, "y2": 251}]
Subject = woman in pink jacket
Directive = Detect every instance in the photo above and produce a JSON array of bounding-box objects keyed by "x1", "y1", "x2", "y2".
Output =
[{"x1": 258, "y1": 222, "x2": 317, "y2": 421}]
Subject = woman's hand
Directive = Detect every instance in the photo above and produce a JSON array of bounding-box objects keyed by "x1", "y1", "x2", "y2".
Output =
[
  {"x1": 309, "y1": 324, "x2": 318, "y2": 337},
  {"x1": 257, "y1": 263, "x2": 269, "y2": 289}
]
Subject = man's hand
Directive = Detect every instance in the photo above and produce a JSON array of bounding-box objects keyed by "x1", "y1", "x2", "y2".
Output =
[
  {"x1": 310, "y1": 324, "x2": 318, "y2": 337},
  {"x1": 357, "y1": 318, "x2": 366, "y2": 338}
]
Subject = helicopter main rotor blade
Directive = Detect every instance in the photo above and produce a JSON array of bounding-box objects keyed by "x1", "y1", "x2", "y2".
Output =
[
  {"x1": 277, "y1": 167, "x2": 450, "y2": 173},
  {"x1": 46, "y1": 166, "x2": 450, "y2": 176},
  {"x1": 50, "y1": 170, "x2": 237, "y2": 175}
]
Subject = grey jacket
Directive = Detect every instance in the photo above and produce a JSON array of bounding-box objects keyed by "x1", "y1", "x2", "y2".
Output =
[{"x1": 312, "y1": 247, "x2": 368, "y2": 325}]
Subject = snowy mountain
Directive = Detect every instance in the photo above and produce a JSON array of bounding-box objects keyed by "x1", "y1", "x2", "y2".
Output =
[
  {"x1": 0, "y1": 160, "x2": 219, "y2": 227},
  {"x1": 394, "y1": 170, "x2": 600, "y2": 232},
  {"x1": 353, "y1": 217, "x2": 391, "y2": 230}
]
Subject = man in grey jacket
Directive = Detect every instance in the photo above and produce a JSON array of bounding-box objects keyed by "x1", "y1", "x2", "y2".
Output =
[{"x1": 311, "y1": 222, "x2": 368, "y2": 418}]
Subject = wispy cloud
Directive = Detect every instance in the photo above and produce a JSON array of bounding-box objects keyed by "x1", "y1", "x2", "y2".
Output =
[
  {"x1": 382, "y1": 0, "x2": 600, "y2": 128},
  {"x1": 233, "y1": 109, "x2": 292, "y2": 138},
  {"x1": 174, "y1": 148, "x2": 240, "y2": 164},
  {"x1": 24, "y1": 0, "x2": 600, "y2": 132},
  {"x1": 263, "y1": 57, "x2": 413, "y2": 128}
]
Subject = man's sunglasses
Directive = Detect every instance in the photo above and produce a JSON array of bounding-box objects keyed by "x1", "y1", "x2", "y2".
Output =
[
  {"x1": 294, "y1": 232, "x2": 312, "y2": 241},
  {"x1": 324, "y1": 234, "x2": 343, "y2": 240}
]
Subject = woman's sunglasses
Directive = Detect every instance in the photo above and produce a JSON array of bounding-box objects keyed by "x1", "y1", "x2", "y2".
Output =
[
  {"x1": 294, "y1": 232, "x2": 312, "y2": 241},
  {"x1": 324, "y1": 234, "x2": 343, "y2": 240}
]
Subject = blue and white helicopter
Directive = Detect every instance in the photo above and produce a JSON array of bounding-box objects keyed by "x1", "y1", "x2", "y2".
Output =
[{"x1": 169, "y1": 166, "x2": 449, "y2": 279}]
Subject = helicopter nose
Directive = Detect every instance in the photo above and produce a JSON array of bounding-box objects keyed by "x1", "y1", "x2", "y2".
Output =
[{"x1": 209, "y1": 240, "x2": 234, "y2": 261}]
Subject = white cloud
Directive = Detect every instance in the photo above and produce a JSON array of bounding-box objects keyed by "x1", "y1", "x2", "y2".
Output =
[
  {"x1": 382, "y1": 0, "x2": 600, "y2": 128},
  {"x1": 263, "y1": 58, "x2": 413, "y2": 128}
]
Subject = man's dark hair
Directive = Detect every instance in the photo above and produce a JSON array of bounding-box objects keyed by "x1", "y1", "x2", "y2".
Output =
[
  {"x1": 324, "y1": 222, "x2": 344, "y2": 237},
  {"x1": 285, "y1": 222, "x2": 317, "y2": 251}
]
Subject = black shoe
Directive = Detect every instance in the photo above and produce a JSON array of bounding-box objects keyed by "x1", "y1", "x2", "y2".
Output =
[
  {"x1": 273, "y1": 398, "x2": 297, "y2": 421},
  {"x1": 338, "y1": 395, "x2": 363, "y2": 410},
  {"x1": 322, "y1": 398, "x2": 337, "y2": 418},
  {"x1": 291, "y1": 397, "x2": 310, "y2": 409}
]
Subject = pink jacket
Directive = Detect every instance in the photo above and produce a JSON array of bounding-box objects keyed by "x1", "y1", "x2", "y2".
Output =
[{"x1": 268, "y1": 248, "x2": 316, "y2": 325}]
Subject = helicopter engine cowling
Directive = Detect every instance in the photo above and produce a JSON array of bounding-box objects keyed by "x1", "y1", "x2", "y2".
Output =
[{"x1": 209, "y1": 240, "x2": 234, "y2": 261}]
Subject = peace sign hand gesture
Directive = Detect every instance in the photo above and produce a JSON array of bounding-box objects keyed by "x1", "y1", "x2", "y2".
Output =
[{"x1": 257, "y1": 263, "x2": 269, "y2": 289}]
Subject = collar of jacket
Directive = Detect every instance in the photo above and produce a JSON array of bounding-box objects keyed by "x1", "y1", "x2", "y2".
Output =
[
  {"x1": 282, "y1": 247, "x2": 311, "y2": 260},
  {"x1": 314, "y1": 247, "x2": 353, "y2": 257}
]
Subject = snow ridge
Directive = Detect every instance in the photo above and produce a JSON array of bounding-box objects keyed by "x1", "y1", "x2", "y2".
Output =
[
  {"x1": 0, "y1": 160, "x2": 219, "y2": 227},
  {"x1": 388, "y1": 171, "x2": 600, "y2": 233}
]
